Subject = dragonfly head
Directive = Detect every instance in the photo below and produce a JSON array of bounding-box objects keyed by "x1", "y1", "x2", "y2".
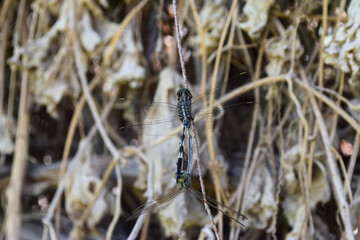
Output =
[
  {"x1": 174, "y1": 171, "x2": 191, "y2": 189},
  {"x1": 177, "y1": 88, "x2": 192, "y2": 100}
]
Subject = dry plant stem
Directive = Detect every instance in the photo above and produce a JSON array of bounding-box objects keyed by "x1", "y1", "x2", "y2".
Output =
[
  {"x1": 43, "y1": 141, "x2": 90, "y2": 240},
  {"x1": 314, "y1": 86, "x2": 360, "y2": 111},
  {"x1": 5, "y1": 67, "x2": 29, "y2": 240},
  {"x1": 329, "y1": 72, "x2": 345, "y2": 142},
  {"x1": 272, "y1": 11, "x2": 347, "y2": 22},
  {"x1": 307, "y1": 121, "x2": 318, "y2": 187},
  {"x1": 318, "y1": 0, "x2": 328, "y2": 89},
  {"x1": 127, "y1": 147, "x2": 155, "y2": 240},
  {"x1": 333, "y1": 0, "x2": 346, "y2": 35},
  {"x1": 0, "y1": 17, "x2": 9, "y2": 166},
  {"x1": 231, "y1": 24, "x2": 269, "y2": 239},
  {"x1": 206, "y1": 43, "x2": 257, "y2": 64},
  {"x1": 72, "y1": 39, "x2": 119, "y2": 158},
  {"x1": 308, "y1": 85, "x2": 354, "y2": 240},
  {"x1": 42, "y1": 100, "x2": 115, "y2": 239},
  {"x1": 172, "y1": 0, "x2": 188, "y2": 89},
  {"x1": 106, "y1": 164, "x2": 122, "y2": 240},
  {"x1": 348, "y1": 127, "x2": 360, "y2": 184},
  {"x1": 56, "y1": 71, "x2": 102, "y2": 233},
  {"x1": 140, "y1": 214, "x2": 151, "y2": 240},
  {"x1": 221, "y1": 12, "x2": 237, "y2": 97},
  {"x1": 188, "y1": 0, "x2": 207, "y2": 96},
  {"x1": 288, "y1": 5, "x2": 314, "y2": 234},
  {"x1": 173, "y1": 0, "x2": 219, "y2": 237},
  {"x1": 294, "y1": 79, "x2": 360, "y2": 133},
  {"x1": 78, "y1": 156, "x2": 118, "y2": 223},
  {"x1": 0, "y1": 0, "x2": 12, "y2": 28},
  {"x1": 191, "y1": 124, "x2": 220, "y2": 240},
  {"x1": 103, "y1": 0, "x2": 148, "y2": 65},
  {"x1": 270, "y1": 97, "x2": 286, "y2": 239},
  {"x1": 285, "y1": 74, "x2": 312, "y2": 235},
  {"x1": 0, "y1": 18, "x2": 9, "y2": 114},
  {"x1": 210, "y1": 11, "x2": 237, "y2": 225},
  {"x1": 56, "y1": 0, "x2": 146, "y2": 228},
  {"x1": 331, "y1": 147, "x2": 353, "y2": 202},
  {"x1": 4, "y1": 0, "x2": 34, "y2": 238},
  {"x1": 68, "y1": 2, "x2": 123, "y2": 236},
  {"x1": 205, "y1": 1, "x2": 238, "y2": 237},
  {"x1": 69, "y1": 7, "x2": 122, "y2": 239}
]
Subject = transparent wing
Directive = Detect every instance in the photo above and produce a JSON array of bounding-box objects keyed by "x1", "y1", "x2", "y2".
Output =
[
  {"x1": 191, "y1": 72, "x2": 251, "y2": 109},
  {"x1": 118, "y1": 72, "x2": 254, "y2": 138},
  {"x1": 118, "y1": 98, "x2": 180, "y2": 137},
  {"x1": 126, "y1": 189, "x2": 184, "y2": 221},
  {"x1": 187, "y1": 188, "x2": 247, "y2": 227}
]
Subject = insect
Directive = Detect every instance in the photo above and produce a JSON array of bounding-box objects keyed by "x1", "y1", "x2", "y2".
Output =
[
  {"x1": 126, "y1": 152, "x2": 247, "y2": 227},
  {"x1": 124, "y1": 73, "x2": 253, "y2": 227},
  {"x1": 118, "y1": 72, "x2": 253, "y2": 137}
]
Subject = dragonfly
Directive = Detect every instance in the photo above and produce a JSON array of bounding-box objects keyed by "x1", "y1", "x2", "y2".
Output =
[
  {"x1": 119, "y1": 73, "x2": 255, "y2": 168},
  {"x1": 126, "y1": 151, "x2": 247, "y2": 226},
  {"x1": 123, "y1": 74, "x2": 252, "y2": 226},
  {"x1": 118, "y1": 72, "x2": 254, "y2": 139}
]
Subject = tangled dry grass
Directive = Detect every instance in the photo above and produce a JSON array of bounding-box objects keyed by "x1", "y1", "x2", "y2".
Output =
[{"x1": 1, "y1": 0, "x2": 360, "y2": 239}]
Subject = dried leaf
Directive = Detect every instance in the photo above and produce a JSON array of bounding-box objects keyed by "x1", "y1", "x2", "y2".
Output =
[
  {"x1": 265, "y1": 26, "x2": 304, "y2": 76},
  {"x1": 65, "y1": 146, "x2": 114, "y2": 232},
  {"x1": 189, "y1": 2, "x2": 228, "y2": 54},
  {"x1": 103, "y1": 29, "x2": 146, "y2": 91},
  {"x1": 282, "y1": 146, "x2": 331, "y2": 239},
  {"x1": 244, "y1": 163, "x2": 276, "y2": 229},
  {"x1": 324, "y1": 0, "x2": 360, "y2": 79},
  {"x1": 237, "y1": 0, "x2": 275, "y2": 39},
  {"x1": 79, "y1": 10, "x2": 102, "y2": 53}
]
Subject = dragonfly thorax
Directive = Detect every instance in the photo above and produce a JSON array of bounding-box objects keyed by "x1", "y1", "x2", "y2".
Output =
[
  {"x1": 174, "y1": 171, "x2": 191, "y2": 190},
  {"x1": 177, "y1": 88, "x2": 194, "y2": 127}
]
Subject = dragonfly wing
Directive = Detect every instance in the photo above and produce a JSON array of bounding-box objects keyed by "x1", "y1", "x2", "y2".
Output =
[
  {"x1": 187, "y1": 188, "x2": 247, "y2": 227},
  {"x1": 126, "y1": 189, "x2": 183, "y2": 221}
]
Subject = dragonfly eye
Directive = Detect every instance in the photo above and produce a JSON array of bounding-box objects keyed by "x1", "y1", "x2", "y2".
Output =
[{"x1": 177, "y1": 90, "x2": 182, "y2": 98}]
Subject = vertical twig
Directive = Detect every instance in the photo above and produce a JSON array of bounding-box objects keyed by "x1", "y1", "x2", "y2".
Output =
[
  {"x1": 306, "y1": 81, "x2": 354, "y2": 240},
  {"x1": 205, "y1": 1, "x2": 239, "y2": 237},
  {"x1": 0, "y1": 0, "x2": 12, "y2": 29},
  {"x1": 172, "y1": 0, "x2": 188, "y2": 89},
  {"x1": 106, "y1": 164, "x2": 122, "y2": 240},
  {"x1": 127, "y1": 148, "x2": 155, "y2": 240},
  {"x1": 42, "y1": 99, "x2": 115, "y2": 238},
  {"x1": 318, "y1": 0, "x2": 328, "y2": 89},
  {"x1": 188, "y1": 0, "x2": 207, "y2": 96},
  {"x1": 191, "y1": 125, "x2": 220, "y2": 240},
  {"x1": 173, "y1": 0, "x2": 219, "y2": 238},
  {"x1": 231, "y1": 23, "x2": 269, "y2": 240},
  {"x1": 4, "y1": 0, "x2": 35, "y2": 238}
]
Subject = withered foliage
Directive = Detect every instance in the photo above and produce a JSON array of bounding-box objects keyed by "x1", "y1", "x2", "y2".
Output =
[{"x1": 0, "y1": 0, "x2": 360, "y2": 239}]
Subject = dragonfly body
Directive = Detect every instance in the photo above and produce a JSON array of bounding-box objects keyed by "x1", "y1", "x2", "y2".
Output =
[
  {"x1": 126, "y1": 86, "x2": 248, "y2": 226},
  {"x1": 176, "y1": 88, "x2": 194, "y2": 181},
  {"x1": 127, "y1": 170, "x2": 247, "y2": 227}
]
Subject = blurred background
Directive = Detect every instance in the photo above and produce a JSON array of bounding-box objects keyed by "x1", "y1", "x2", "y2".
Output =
[{"x1": 0, "y1": 0, "x2": 360, "y2": 239}]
